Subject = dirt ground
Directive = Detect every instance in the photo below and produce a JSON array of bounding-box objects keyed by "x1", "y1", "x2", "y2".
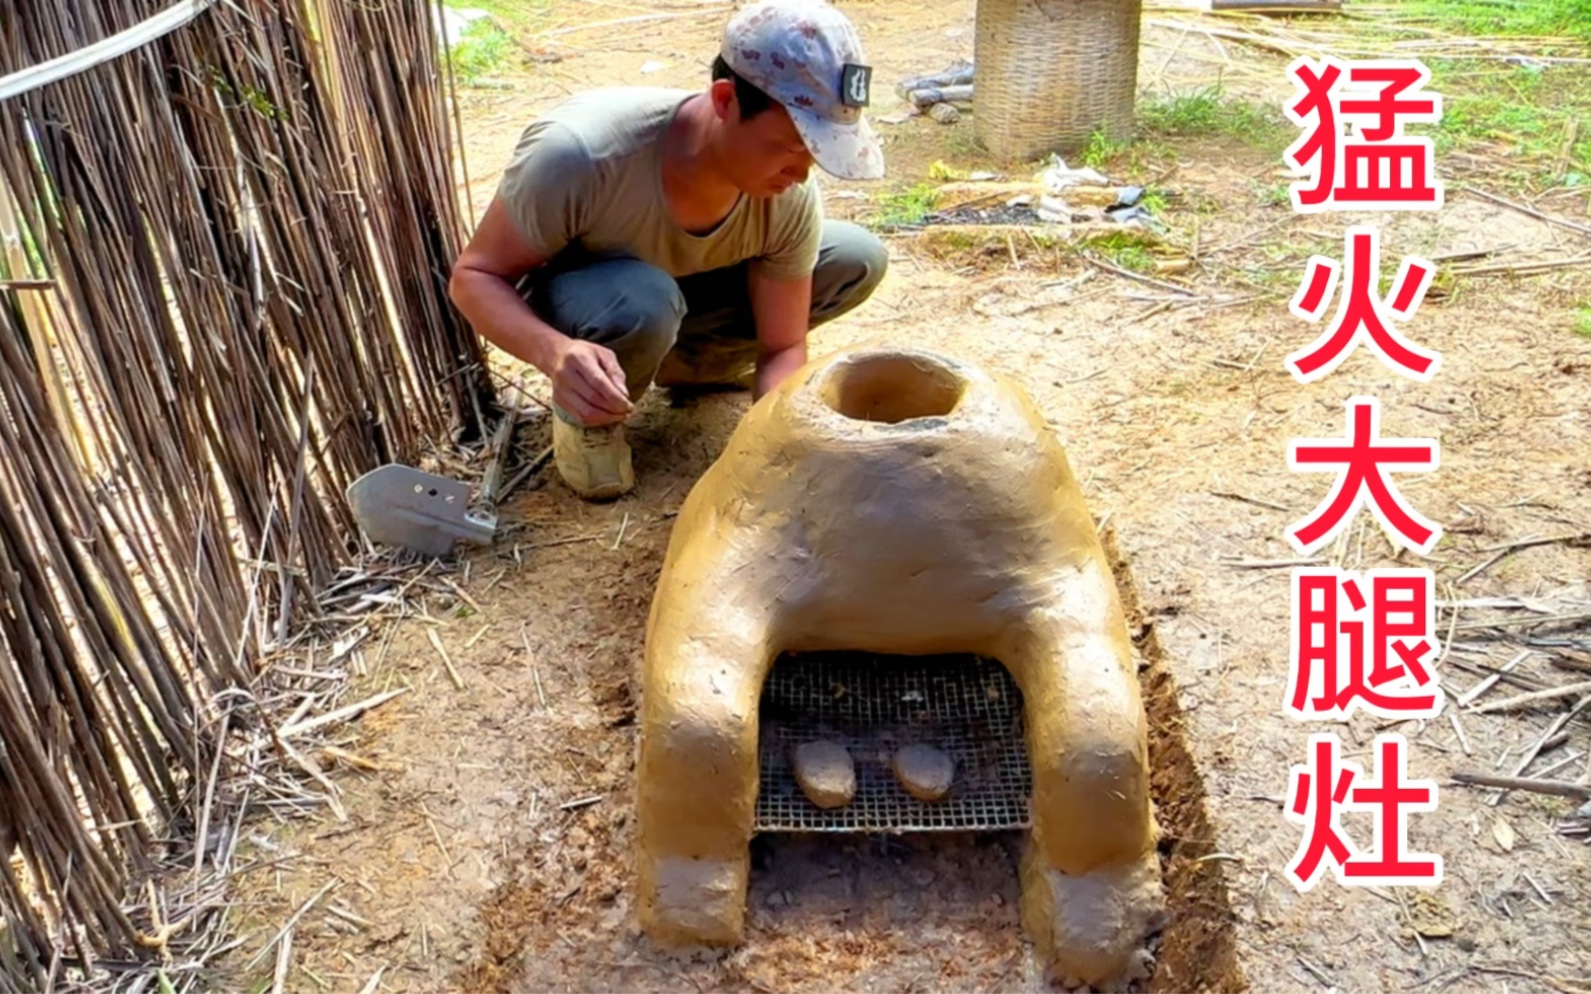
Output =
[{"x1": 222, "y1": 2, "x2": 1591, "y2": 992}]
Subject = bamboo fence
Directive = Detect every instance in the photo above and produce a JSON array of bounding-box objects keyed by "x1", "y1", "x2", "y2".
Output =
[{"x1": 0, "y1": 0, "x2": 487, "y2": 987}]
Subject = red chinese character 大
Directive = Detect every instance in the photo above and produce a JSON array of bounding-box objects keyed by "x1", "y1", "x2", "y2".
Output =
[
  {"x1": 1285, "y1": 733, "x2": 1443, "y2": 891},
  {"x1": 1287, "y1": 396, "x2": 1442, "y2": 556},
  {"x1": 1284, "y1": 55, "x2": 1445, "y2": 213},
  {"x1": 1288, "y1": 225, "x2": 1439, "y2": 383},
  {"x1": 1288, "y1": 567, "x2": 1443, "y2": 721}
]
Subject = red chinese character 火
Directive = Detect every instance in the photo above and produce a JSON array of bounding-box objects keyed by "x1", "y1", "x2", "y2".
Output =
[
  {"x1": 1289, "y1": 567, "x2": 1442, "y2": 721},
  {"x1": 1285, "y1": 55, "x2": 1444, "y2": 212},
  {"x1": 1288, "y1": 225, "x2": 1439, "y2": 383},
  {"x1": 1285, "y1": 733, "x2": 1443, "y2": 891},
  {"x1": 1287, "y1": 396, "x2": 1442, "y2": 556}
]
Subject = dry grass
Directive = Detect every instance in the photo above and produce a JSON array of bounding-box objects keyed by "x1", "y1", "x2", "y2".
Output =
[{"x1": 0, "y1": 0, "x2": 486, "y2": 989}]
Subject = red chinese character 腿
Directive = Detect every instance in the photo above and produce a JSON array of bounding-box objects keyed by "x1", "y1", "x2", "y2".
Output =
[
  {"x1": 1287, "y1": 396, "x2": 1442, "y2": 556},
  {"x1": 1285, "y1": 55, "x2": 1444, "y2": 212},
  {"x1": 1288, "y1": 225, "x2": 1439, "y2": 383},
  {"x1": 1289, "y1": 567, "x2": 1442, "y2": 721},
  {"x1": 1285, "y1": 733, "x2": 1443, "y2": 891}
]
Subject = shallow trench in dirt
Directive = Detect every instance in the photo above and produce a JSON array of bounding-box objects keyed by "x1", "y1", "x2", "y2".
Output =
[{"x1": 460, "y1": 528, "x2": 1244, "y2": 994}]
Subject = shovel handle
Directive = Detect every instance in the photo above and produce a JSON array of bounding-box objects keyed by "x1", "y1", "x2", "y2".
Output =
[{"x1": 477, "y1": 409, "x2": 519, "y2": 510}]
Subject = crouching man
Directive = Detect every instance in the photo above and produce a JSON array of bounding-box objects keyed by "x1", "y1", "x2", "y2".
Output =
[{"x1": 447, "y1": 0, "x2": 889, "y2": 500}]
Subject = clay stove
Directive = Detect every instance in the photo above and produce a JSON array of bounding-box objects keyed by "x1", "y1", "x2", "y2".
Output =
[{"x1": 635, "y1": 344, "x2": 1165, "y2": 988}]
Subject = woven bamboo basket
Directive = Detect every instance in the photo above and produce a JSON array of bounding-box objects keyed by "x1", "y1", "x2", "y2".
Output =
[{"x1": 972, "y1": 0, "x2": 1143, "y2": 161}]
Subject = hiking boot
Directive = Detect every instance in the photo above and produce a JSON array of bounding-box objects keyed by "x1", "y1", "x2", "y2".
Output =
[{"x1": 552, "y1": 409, "x2": 635, "y2": 500}]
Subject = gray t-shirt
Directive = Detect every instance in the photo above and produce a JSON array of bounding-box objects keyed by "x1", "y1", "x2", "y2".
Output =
[{"x1": 497, "y1": 87, "x2": 823, "y2": 282}]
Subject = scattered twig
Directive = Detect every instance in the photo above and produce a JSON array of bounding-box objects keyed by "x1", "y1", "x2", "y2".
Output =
[
  {"x1": 1462, "y1": 533, "x2": 1589, "y2": 584},
  {"x1": 1457, "y1": 547, "x2": 1512, "y2": 585},
  {"x1": 500, "y1": 445, "x2": 554, "y2": 501},
  {"x1": 1523, "y1": 873, "x2": 1555, "y2": 906},
  {"x1": 1449, "y1": 253, "x2": 1591, "y2": 278},
  {"x1": 270, "y1": 927, "x2": 293, "y2": 994},
  {"x1": 441, "y1": 577, "x2": 483, "y2": 615},
  {"x1": 1451, "y1": 772, "x2": 1591, "y2": 800},
  {"x1": 1220, "y1": 556, "x2": 1328, "y2": 569},
  {"x1": 1455, "y1": 650, "x2": 1530, "y2": 708},
  {"x1": 1551, "y1": 650, "x2": 1591, "y2": 675},
  {"x1": 1448, "y1": 711, "x2": 1472, "y2": 756},
  {"x1": 521, "y1": 625, "x2": 547, "y2": 708},
  {"x1": 1492, "y1": 696, "x2": 1591, "y2": 805},
  {"x1": 426, "y1": 628, "x2": 465, "y2": 690},
  {"x1": 1296, "y1": 955, "x2": 1337, "y2": 987},
  {"x1": 356, "y1": 968, "x2": 386, "y2": 994},
  {"x1": 560, "y1": 794, "x2": 603, "y2": 811},
  {"x1": 326, "y1": 904, "x2": 373, "y2": 930},
  {"x1": 322, "y1": 745, "x2": 380, "y2": 772},
  {"x1": 1429, "y1": 245, "x2": 1512, "y2": 264},
  {"x1": 277, "y1": 688, "x2": 410, "y2": 739},
  {"x1": 1210, "y1": 489, "x2": 1290, "y2": 512},
  {"x1": 424, "y1": 808, "x2": 455, "y2": 877},
  {"x1": 1479, "y1": 531, "x2": 1590, "y2": 554},
  {"x1": 277, "y1": 737, "x2": 347, "y2": 822},
  {"x1": 1470, "y1": 964, "x2": 1591, "y2": 994},
  {"x1": 1455, "y1": 610, "x2": 1591, "y2": 632},
  {"x1": 1463, "y1": 186, "x2": 1591, "y2": 239},
  {"x1": 526, "y1": 533, "x2": 602, "y2": 551},
  {"x1": 1082, "y1": 252, "x2": 1198, "y2": 296},
  {"x1": 245, "y1": 880, "x2": 337, "y2": 970},
  {"x1": 1471, "y1": 681, "x2": 1591, "y2": 715}
]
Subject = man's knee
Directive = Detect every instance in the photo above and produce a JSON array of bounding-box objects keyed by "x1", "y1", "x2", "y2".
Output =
[
  {"x1": 591, "y1": 261, "x2": 686, "y2": 356},
  {"x1": 813, "y1": 221, "x2": 888, "y2": 320},
  {"x1": 539, "y1": 259, "x2": 685, "y2": 361}
]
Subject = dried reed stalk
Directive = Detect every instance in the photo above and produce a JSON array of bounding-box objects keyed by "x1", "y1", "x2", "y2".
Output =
[{"x1": 0, "y1": 0, "x2": 485, "y2": 985}]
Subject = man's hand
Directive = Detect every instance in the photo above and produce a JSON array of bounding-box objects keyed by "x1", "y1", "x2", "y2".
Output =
[
  {"x1": 748, "y1": 262, "x2": 814, "y2": 400},
  {"x1": 452, "y1": 198, "x2": 629, "y2": 421},
  {"x1": 550, "y1": 339, "x2": 632, "y2": 425}
]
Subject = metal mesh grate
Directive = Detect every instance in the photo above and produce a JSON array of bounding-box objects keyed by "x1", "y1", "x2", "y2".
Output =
[{"x1": 756, "y1": 652, "x2": 1031, "y2": 833}]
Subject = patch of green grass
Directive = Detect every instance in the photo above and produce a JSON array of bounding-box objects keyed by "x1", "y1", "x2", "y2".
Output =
[
  {"x1": 1577, "y1": 306, "x2": 1591, "y2": 338},
  {"x1": 871, "y1": 181, "x2": 939, "y2": 226},
  {"x1": 449, "y1": 17, "x2": 518, "y2": 86},
  {"x1": 1138, "y1": 86, "x2": 1291, "y2": 151},
  {"x1": 1425, "y1": 56, "x2": 1591, "y2": 187},
  {"x1": 942, "y1": 124, "x2": 986, "y2": 161},
  {"x1": 453, "y1": 0, "x2": 552, "y2": 36},
  {"x1": 1402, "y1": 0, "x2": 1591, "y2": 42},
  {"x1": 1080, "y1": 129, "x2": 1131, "y2": 170},
  {"x1": 1251, "y1": 180, "x2": 1292, "y2": 210},
  {"x1": 1081, "y1": 230, "x2": 1158, "y2": 273}
]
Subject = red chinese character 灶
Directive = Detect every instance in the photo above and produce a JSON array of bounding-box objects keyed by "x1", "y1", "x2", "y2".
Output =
[
  {"x1": 1285, "y1": 733, "x2": 1443, "y2": 891},
  {"x1": 1289, "y1": 567, "x2": 1442, "y2": 721},
  {"x1": 1287, "y1": 396, "x2": 1442, "y2": 556},
  {"x1": 1288, "y1": 225, "x2": 1439, "y2": 383},
  {"x1": 1284, "y1": 55, "x2": 1444, "y2": 212}
]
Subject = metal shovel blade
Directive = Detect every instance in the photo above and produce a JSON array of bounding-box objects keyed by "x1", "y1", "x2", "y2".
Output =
[{"x1": 346, "y1": 463, "x2": 496, "y2": 558}]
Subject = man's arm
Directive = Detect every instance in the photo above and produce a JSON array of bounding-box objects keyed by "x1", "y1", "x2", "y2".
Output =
[
  {"x1": 448, "y1": 197, "x2": 631, "y2": 424},
  {"x1": 747, "y1": 260, "x2": 814, "y2": 400}
]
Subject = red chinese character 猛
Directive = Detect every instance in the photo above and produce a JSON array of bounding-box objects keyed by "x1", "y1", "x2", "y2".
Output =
[
  {"x1": 1285, "y1": 55, "x2": 1444, "y2": 213},
  {"x1": 1287, "y1": 396, "x2": 1442, "y2": 556},
  {"x1": 1289, "y1": 567, "x2": 1443, "y2": 721},
  {"x1": 1285, "y1": 733, "x2": 1443, "y2": 891},
  {"x1": 1288, "y1": 225, "x2": 1439, "y2": 383}
]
